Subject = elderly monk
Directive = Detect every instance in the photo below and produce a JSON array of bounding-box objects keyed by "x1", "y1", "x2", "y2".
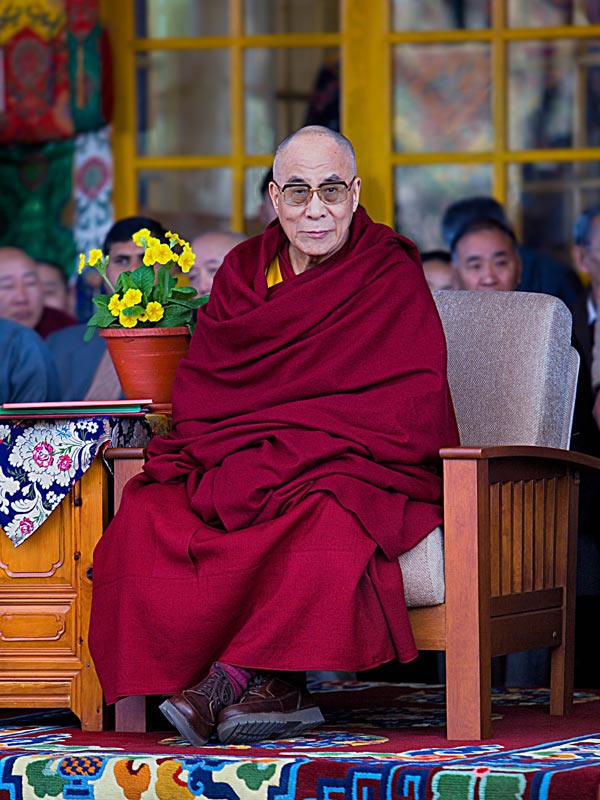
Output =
[{"x1": 89, "y1": 125, "x2": 459, "y2": 746}]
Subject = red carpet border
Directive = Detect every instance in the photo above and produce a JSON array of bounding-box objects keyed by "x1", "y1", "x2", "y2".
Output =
[{"x1": 1, "y1": 683, "x2": 600, "y2": 799}]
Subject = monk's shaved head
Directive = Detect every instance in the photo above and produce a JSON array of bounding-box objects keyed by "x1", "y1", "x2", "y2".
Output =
[{"x1": 273, "y1": 126, "x2": 356, "y2": 183}]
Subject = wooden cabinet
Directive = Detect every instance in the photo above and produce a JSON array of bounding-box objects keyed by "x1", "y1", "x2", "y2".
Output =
[{"x1": 0, "y1": 457, "x2": 107, "y2": 731}]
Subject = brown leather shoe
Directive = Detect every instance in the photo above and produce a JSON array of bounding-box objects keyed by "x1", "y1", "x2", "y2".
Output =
[
  {"x1": 159, "y1": 662, "x2": 238, "y2": 745},
  {"x1": 217, "y1": 676, "x2": 325, "y2": 744}
]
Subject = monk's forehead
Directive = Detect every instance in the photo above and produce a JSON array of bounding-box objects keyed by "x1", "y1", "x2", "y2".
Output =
[{"x1": 275, "y1": 134, "x2": 352, "y2": 182}]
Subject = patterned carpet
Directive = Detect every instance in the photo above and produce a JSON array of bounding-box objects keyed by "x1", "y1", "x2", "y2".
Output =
[{"x1": 2, "y1": 683, "x2": 600, "y2": 799}]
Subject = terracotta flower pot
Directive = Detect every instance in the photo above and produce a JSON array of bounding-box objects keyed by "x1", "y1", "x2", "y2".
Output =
[{"x1": 100, "y1": 326, "x2": 191, "y2": 404}]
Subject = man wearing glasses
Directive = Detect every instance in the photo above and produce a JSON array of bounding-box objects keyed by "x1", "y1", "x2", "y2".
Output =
[{"x1": 90, "y1": 126, "x2": 459, "y2": 746}]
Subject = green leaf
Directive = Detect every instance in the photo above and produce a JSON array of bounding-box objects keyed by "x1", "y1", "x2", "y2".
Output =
[
  {"x1": 92, "y1": 294, "x2": 110, "y2": 310},
  {"x1": 160, "y1": 309, "x2": 190, "y2": 327},
  {"x1": 116, "y1": 271, "x2": 136, "y2": 292},
  {"x1": 88, "y1": 306, "x2": 116, "y2": 327},
  {"x1": 169, "y1": 298, "x2": 202, "y2": 310},
  {"x1": 121, "y1": 305, "x2": 145, "y2": 317},
  {"x1": 132, "y1": 264, "x2": 155, "y2": 296}
]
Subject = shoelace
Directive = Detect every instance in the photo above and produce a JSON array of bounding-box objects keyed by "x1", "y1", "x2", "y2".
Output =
[{"x1": 189, "y1": 663, "x2": 236, "y2": 707}]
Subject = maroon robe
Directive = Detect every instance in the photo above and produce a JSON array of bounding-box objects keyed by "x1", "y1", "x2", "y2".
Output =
[
  {"x1": 35, "y1": 306, "x2": 78, "y2": 338},
  {"x1": 89, "y1": 208, "x2": 459, "y2": 704}
]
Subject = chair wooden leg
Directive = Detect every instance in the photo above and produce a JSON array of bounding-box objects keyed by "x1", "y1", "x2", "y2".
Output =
[
  {"x1": 115, "y1": 696, "x2": 147, "y2": 732},
  {"x1": 445, "y1": 638, "x2": 492, "y2": 740},
  {"x1": 443, "y1": 457, "x2": 492, "y2": 740}
]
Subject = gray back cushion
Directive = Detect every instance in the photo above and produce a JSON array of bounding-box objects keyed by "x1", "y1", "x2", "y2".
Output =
[
  {"x1": 432, "y1": 290, "x2": 577, "y2": 449},
  {"x1": 402, "y1": 290, "x2": 578, "y2": 608}
]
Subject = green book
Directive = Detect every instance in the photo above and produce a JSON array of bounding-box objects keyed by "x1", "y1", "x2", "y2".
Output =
[{"x1": 0, "y1": 399, "x2": 153, "y2": 416}]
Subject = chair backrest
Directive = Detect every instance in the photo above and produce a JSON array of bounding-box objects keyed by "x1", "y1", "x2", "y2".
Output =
[{"x1": 432, "y1": 290, "x2": 579, "y2": 450}]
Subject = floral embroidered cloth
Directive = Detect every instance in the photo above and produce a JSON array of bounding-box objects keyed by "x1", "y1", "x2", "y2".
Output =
[
  {"x1": 0, "y1": 415, "x2": 155, "y2": 547},
  {"x1": 0, "y1": 417, "x2": 111, "y2": 546}
]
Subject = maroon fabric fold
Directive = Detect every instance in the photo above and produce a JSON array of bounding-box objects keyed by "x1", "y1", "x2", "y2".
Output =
[
  {"x1": 89, "y1": 208, "x2": 459, "y2": 703},
  {"x1": 147, "y1": 206, "x2": 458, "y2": 560}
]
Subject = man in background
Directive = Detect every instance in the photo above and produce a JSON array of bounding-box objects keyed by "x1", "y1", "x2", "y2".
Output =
[
  {"x1": 0, "y1": 247, "x2": 77, "y2": 338},
  {"x1": 442, "y1": 196, "x2": 590, "y2": 361},
  {"x1": 421, "y1": 250, "x2": 455, "y2": 291},
  {"x1": 189, "y1": 230, "x2": 247, "y2": 298},
  {"x1": 36, "y1": 260, "x2": 74, "y2": 316},
  {"x1": 571, "y1": 205, "x2": 600, "y2": 424}
]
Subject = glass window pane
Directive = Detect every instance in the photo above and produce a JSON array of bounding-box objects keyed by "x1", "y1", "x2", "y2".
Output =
[
  {"x1": 245, "y1": 48, "x2": 340, "y2": 154},
  {"x1": 394, "y1": 164, "x2": 492, "y2": 251},
  {"x1": 392, "y1": 44, "x2": 492, "y2": 154},
  {"x1": 508, "y1": 40, "x2": 600, "y2": 150},
  {"x1": 136, "y1": 51, "x2": 230, "y2": 156},
  {"x1": 244, "y1": 0, "x2": 340, "y2": 34},
  {"x1": 507, "y1": 161, "x2": 600, "y2": 266},
  {"x1": 137, "y1": 169, "x2": 232, "y2": 237},
  {"x1": 135, "y1": 0, "x2": 228, "y2": 37},
  {"x1": 508, "y1": 0, "x2": 600, "y2": 27},
  {"x1": 391, "y1": 0, "x2": 490, "y2": 31}
]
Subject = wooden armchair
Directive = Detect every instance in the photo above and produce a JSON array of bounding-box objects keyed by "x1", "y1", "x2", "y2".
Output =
[{"x1": 402, "y1": 289, "x2": 597, "y2": 740}]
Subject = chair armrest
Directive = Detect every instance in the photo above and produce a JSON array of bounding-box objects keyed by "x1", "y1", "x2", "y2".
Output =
[
  {"x1": 440, "y1": 444, "x2": 600, "y2": 472},
  {"x1": 440, "y1": 444, "x2": 583, "y2": 607}
]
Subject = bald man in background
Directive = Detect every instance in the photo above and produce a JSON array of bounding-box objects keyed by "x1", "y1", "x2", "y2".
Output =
[
  {"x1": 188, "y1": 230, "x2": 247, "y2": 298},
  {"x1": 0, "y1": 247, "x2": 77, "y2": 338}
]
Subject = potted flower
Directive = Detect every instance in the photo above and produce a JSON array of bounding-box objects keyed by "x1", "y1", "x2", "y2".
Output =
[{"x1": 78, "y1": 228, "x2": 207, "y2": 404}]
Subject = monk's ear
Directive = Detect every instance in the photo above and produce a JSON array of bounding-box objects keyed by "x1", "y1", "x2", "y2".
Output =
[
  {"x1": 351, "y1": 177, "x2": 361, "y2": 212},
  {"x1": 268, "y1": 181, "x2": 280, "y2": 209}
]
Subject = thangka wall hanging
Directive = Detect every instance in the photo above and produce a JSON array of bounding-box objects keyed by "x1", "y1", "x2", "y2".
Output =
[{"x1": 0, "y1": 0, "x2": 113, "y2": 143}]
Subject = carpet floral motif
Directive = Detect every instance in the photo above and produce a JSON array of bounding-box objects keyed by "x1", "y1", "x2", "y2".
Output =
[{"x1": 2, "y1": 686, "x2": 600, "y2": 800}]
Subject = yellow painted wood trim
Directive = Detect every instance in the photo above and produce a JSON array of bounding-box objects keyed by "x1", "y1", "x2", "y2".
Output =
[
  {"x1": 133, "y1": 34, "x2": 342, "y2": 50},
  {"x1": 343, "y1": 0, "x2": 392, "y2": 225},
  {"x1": 387, "y1": 25, "x2": 600, "y2": 43},
  {"x1": 104, "y1": 0, "x2": 136, "y2": 218},
  {"x1": 389, "y1": 148, "x2": 600, "y2": 164},
  {"x1": 230, "y1": 0, "x2": 244, "y2": 231},
  {"x1": 491, "y1": 0, "x2": 507, "y2": 202}
]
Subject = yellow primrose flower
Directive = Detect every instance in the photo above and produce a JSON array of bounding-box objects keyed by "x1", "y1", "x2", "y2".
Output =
[
  {"x1": 154, "y1": 242, "x2": 174, "y2": 265},
  {"x1": 121, "y1": 288, "x2": 143, "y2": 308},
  {"x1": 142, "y1": 244, "x2": 158, "y2": 266},
  {"x1": 132, "y1": 228, "x2": 151, "y2": 247},
  {"x1": 119, "y1": 311, "x2": 139, "y2": 328},
  {"x1": 108, "y1": 294, "x2": 121, "y2": 317},
  {"x1": 88, "y1": 249, "x2": 104, "y2": 267},
  {"x1": 178, "y1": 246, "x2": 195, "y2": 273},
  {"x1": 166, "y1": 231, "x2": 186, "y2": 247},
  {"x1": 145, "y1": 301, "x2": 164, "y2": 322},
  {"x1": 81, "y1": 226, "x2": 201, "y2": 340}
]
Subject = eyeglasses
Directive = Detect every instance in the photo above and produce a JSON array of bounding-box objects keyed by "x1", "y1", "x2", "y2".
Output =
[{"x1": 274, "y1": 177, "x2": 356, "y2": 206}]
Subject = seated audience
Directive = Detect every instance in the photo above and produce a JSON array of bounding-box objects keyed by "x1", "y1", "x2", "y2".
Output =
[
  {"x1": 36, "y1": 260, "x2": 74, "y2": 316},
  {"x1": 569, "y1": 205, "x2": 600, "y2": 690},
  {"x1": 442, "y1": 196, "x2": 590, "y2": 364},
  {"x1": 571, "y1": 204, "x2": 600, "y2": 416},
  {"x1": 421, "y1": 249, "x2": 455, "y2": 291},
  {"x1": 0, "y1": 319, "x2": 60, "y2": 404},
  {"x1": 0, "y1": 247, "x2": 77, "y2": 338},
  {"x1": 89, "y1": 125, "x2": 459, "y2": 746},
  {"x1": 188, "y1": 230, "x2": 247, "y2": 297},
  {"x1": 46, "y1": 216, "x2": 168, "y2": 400}
]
